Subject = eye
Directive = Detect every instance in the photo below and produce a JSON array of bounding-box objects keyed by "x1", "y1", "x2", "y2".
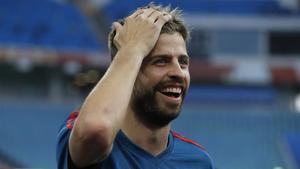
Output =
[
  {"x1": 179, "y1": 57, "x2": 189, "y2": 68},
  {"x1": 154, "y1": 58, "x2": 168, "y2": 65}
]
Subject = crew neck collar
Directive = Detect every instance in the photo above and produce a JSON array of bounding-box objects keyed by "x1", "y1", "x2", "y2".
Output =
[{"x1": 116, "y1": 130, "x2": 174, "y2": 160}]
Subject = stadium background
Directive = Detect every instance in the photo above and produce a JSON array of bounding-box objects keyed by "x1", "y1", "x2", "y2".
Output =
[{"x1": 0, "y1": 0, "x2": 300, "y2": 169}]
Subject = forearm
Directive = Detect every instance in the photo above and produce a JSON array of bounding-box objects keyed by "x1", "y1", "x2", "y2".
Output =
[
  {"x1": 80, "y1": 48, "x2": 143, "y2": 129},
  {"x1": 69, "y1": 48, "x2": 143, "y2": 167}
]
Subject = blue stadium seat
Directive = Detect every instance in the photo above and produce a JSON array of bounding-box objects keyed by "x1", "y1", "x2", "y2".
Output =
[
  {"x1": 285, "y1": 135, "x2": 300, "y2": 168},
  {"x1": 103, "y1": 0, "x2": 299, "y2": 22},
  {"x1": 0, "y1": 0, "x2": 103, "y2": 51}
]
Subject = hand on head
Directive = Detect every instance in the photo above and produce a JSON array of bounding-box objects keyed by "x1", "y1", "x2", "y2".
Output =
[{"x1": 113, "y1": 7, "x2": 172, "y2": 58}]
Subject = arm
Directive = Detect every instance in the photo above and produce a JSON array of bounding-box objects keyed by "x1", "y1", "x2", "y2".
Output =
[{"x1": 68, "y1": 8, "x2": 171, "y2": 168}]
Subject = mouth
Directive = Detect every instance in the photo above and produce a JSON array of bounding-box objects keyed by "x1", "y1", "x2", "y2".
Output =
[{"x1": 158, "y1": 86, "x2": 183, "y2": 101}]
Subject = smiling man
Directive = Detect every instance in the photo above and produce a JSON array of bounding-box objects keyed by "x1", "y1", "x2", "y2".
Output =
[{"x1": 57, "y1": 4, "x2": 214, "y2": 169}]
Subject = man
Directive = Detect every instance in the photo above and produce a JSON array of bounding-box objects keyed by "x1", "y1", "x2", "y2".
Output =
[{"x1": 57, "y1": 4, "x2": 214, "y2": 169}]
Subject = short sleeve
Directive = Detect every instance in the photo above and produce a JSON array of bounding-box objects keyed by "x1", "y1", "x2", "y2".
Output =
[{"x1": 56, "y1": 112, "x2": 78, "y2": 169}]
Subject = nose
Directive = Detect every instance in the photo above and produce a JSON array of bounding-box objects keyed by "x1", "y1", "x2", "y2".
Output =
[{"x1": 167, "y1": 61, "x2": 185, "y2": 79}]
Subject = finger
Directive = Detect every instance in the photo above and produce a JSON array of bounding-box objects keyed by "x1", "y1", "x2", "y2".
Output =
[
  {"x1": 148, "y1": 11, "x2": 164, "y2": 23},
  {"x1": 113, "y1": 22, "x2": 123, "y2": 49},
  {"x1": 154, "y1": 14, "x2": 172, "y2": 26},
  {"x1": 140, "y1": 8, "x2": 155, "y2": 18},
  {"x1": 128, "y1": 9, "x2": 144, "y2": 18}
]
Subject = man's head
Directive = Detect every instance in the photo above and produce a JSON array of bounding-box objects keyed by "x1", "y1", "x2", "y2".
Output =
[
  {"x1": 108, "y1": 4, "x2": 190, "y2": 128},
  {"x1": 108, "y1": 3, "x2": 190, "y2": 60},
  {"x1": 131, "y1": 32, "x2": 190, "y2": 128}
]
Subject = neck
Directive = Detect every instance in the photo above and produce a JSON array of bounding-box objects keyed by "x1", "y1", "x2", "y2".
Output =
[{"x1": 121, "y1": 109, "x2": 171, "y2": 156}]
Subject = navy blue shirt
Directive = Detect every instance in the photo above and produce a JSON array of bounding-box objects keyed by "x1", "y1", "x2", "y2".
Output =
[{"x1": 57, "y1": 112, "x2": 214, "y2": 169}]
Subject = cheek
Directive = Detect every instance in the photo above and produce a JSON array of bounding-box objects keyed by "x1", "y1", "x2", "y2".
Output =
[
  {"x1": 185, "y1": 72, "x2": 191, "y2": 85},
  {"x1": 137, "y1": 72, "x2": 150, "y2": 85},
  {"x1": 136, "y1": 73, "x2": 160, "y2": 91},
  {"x1": 141, "y1": 70, "x2": 164, "y2": 85}
]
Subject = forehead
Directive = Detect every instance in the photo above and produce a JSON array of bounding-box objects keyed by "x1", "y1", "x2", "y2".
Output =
[{"x1": 148, "y1": 33, "x2": 187, "y2": 57}]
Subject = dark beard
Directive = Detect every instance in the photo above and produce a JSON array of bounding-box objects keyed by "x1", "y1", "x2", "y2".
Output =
[{"x1": 131, "y1": 80, "x2": 185, "y2": 128}]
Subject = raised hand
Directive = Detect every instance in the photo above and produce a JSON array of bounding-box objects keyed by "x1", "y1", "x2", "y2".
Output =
[{"x1": 113, "y1": 8, "x2": 172, "y2": 58}]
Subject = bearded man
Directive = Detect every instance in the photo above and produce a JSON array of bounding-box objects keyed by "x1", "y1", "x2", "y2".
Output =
[{"x1": 57, "y1": 4, "x2": 214, "y2": 169}]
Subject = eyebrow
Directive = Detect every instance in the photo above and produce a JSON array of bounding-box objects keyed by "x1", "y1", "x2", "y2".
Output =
[
  {"x1": 179, "y1": 54, "x2": 190, "y2": 60},
  {"x1": 148, "y1": 54, "x2": 190, "y2": 61}
]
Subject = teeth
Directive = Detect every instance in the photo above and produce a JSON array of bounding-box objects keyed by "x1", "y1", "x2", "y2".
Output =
[{"x1": 161, "y1": 87, "x2": 181, "y2": 94}]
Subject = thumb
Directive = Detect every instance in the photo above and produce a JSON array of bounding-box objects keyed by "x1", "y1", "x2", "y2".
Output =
[
  {"x1": 113, "y1": 22, "x2": 123, "y2": 33},
  {"x1": 112, "y1": 22, "x2": 122, "y2": 50}
]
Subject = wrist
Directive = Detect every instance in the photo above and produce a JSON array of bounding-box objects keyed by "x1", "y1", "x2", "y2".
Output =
[
  {"x1": 118, "y1": 44, "x2": 147, "y2": 60},
  {"x1": 113, "y1": 46, "x2": 144, "y2": 66}
]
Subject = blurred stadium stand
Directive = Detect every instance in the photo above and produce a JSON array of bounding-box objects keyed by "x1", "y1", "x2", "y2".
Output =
[
  {"x1": 174, "y1": 100, "x2": 300, "y2": 169},
  {"x1": 103, "y1": 0, "x2": 299, "y2": 22},
  {"x1": 0, "y1": 0, "x2": 300, "y2": 169},
  {"x1": 0, "y1": 0, "x2": 102, "y2": 50},
  {"x1": 0, "y1": 99, "x2": 78, "y2": 168},
  {"x1": 102, "y1": 0, "x2": 300, "y2": 87},
  {"x1": 284, "y1": 135, "x2": 300, "y2": 169}
]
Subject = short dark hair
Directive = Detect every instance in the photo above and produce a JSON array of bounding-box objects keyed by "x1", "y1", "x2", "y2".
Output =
[{"x1": 108, "y1": 4, "x2": 190, "y2": 60}]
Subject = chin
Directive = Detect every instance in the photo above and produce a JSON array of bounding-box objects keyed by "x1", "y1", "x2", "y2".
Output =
[
  {"x1": 157, "y1": 97, "x2": 183, "y2": 115},
  {"x1": 158, "y1": 103, "x2": 182, "y2": 120},
  {"x1": 161, "y1": 105, "x2": 181, "y2": 115}
]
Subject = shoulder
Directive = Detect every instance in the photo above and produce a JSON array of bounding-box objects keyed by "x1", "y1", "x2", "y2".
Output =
[
  {"x1": 66, "y1": 111, "x2": 79, "y2": 129},
  {"x1": 56, "y1": 111, "x2": 79, "y2": 169},
  {"x1": 170, "y1": 130, "x2": 213, "y2": 160},
  {"x1": 171, "y1": 130, "x2": 207, "y2": 151},
  {"x1": 57, "y1": 111, "x2": 79, "y2": 141},
  {"x1": 170, "y1": 131, "x2": 214, "y2": 168},
  {"x1": 170, "y1": 131, "x2": 215, "y2": 169}
]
